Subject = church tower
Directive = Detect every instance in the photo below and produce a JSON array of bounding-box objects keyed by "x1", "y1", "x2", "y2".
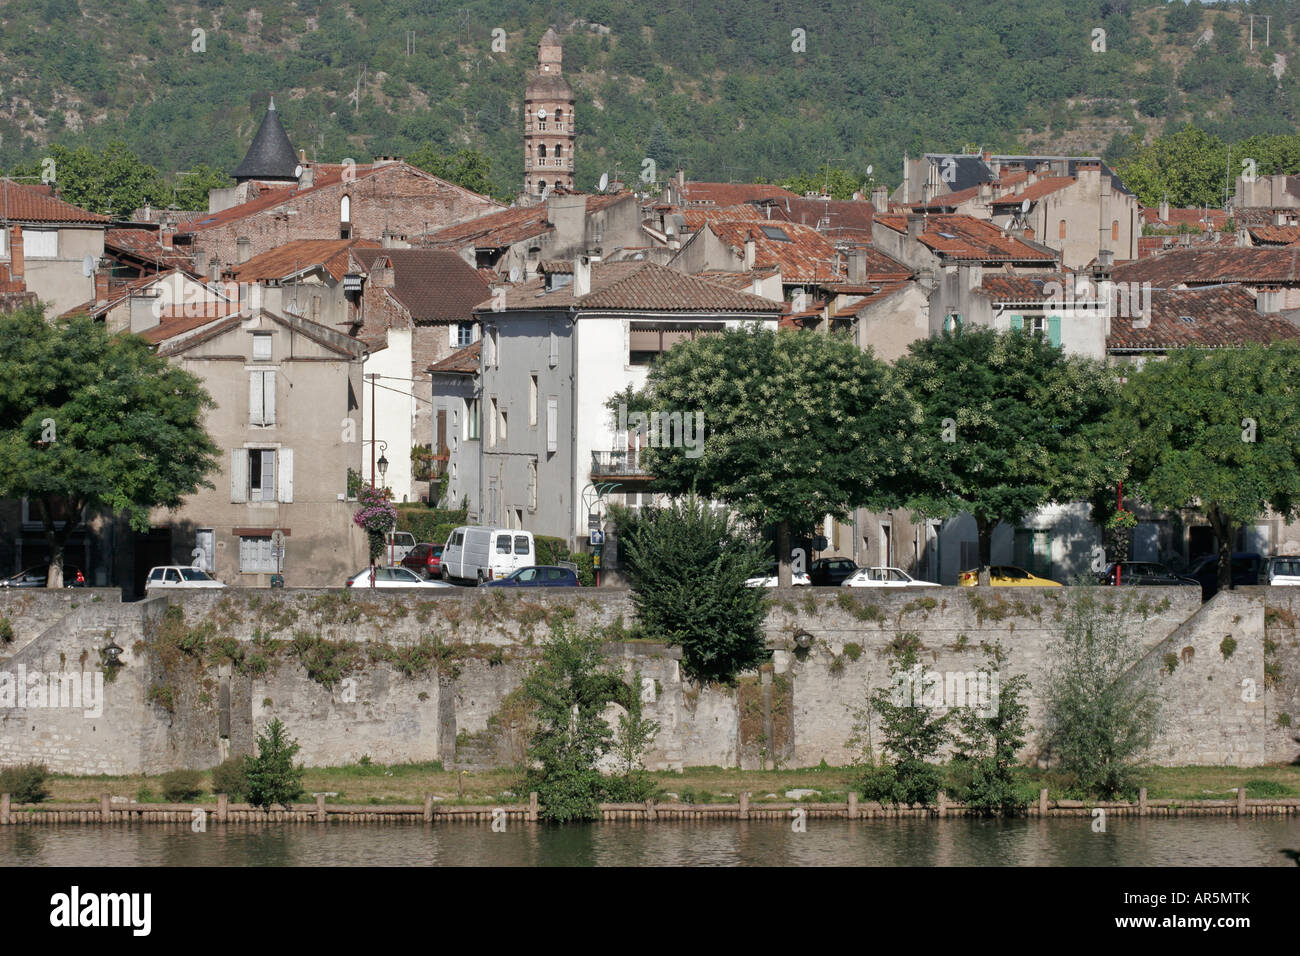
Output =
[{"x1": 523, "y1": 28, "x2": 575, "y2": 198}]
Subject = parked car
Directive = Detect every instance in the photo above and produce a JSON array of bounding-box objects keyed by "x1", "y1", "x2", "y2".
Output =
[
  {"x1": 384, "y1": 531, "x2": 418, "y2": 565},
  {"x1": 958, "y1": 565, "x2": 1062, "y2": 587},
  {"x1": 1265, "y1": 555, "x2": 1300, "y2": 586},
  {"x1": 345, "y1": 566, "x2": 455, "y2": 589},
  {"x1": 1097, "y1": 562, "x2": 1198, "y2": 587},
  {"x1": 1186, "y1": 552, "x2": 1263, "y2": 599},
  {"x1": 401, "y1": 543, "x2": 444, "y2": 579},
  {"x1": 745, "y1": 564, "x2": 812, "y2": 587},
  {"x1": 440, "y1": 527, "x2": 536, "y2": 584},
  {"x1": 145, "y1": 566, "x2": 226, "y2": 591},
  {"x1": 809, "y1": 558, "x2": 859, "y2": 587},
  {"x1": 842, "y1": 566, "x2": 939, "y2": 588},
  {"x1": 0, "y1": 565, "x2": 86, "y2": 588},
  {"x1": 480, "y1": 566, "x2": 579, "y2": 588}
]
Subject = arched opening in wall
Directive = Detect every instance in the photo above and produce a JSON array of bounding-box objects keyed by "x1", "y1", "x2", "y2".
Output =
[
  {"x1": 340, "y1": 195, "x2": 352, "y2": 239},
  {"x1": 538, "y1": 144, "x2": 547, "y2": 165},
  {"x1": 1111, "y1": 219, "x2": 1119, "y2": 241},
  {"x1": 555, "y1": 108, "x2": 564, "y2": 130},
  {"x1": 1058, "y1": 219, "x2": 1067, "y2": 239},
  {"x1": 537, "y1": 180, "x2": 547, "y2": 196},
  {"x1": 555, "y1": 144, "x2": 563, "y2": 168}
]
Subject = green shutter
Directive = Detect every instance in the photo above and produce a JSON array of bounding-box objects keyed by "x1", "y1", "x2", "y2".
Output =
[
  {"x1": 1009, "y1": 314, "x2": 1024, "y2": 331},
  {"x1": 1048, "y1": 315, "x2": 1062, "y2": 347}
]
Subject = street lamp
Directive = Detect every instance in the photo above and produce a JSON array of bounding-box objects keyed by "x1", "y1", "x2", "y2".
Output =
[{"x1": 377, "y1": 452, "x2": 389, "y2": 480}]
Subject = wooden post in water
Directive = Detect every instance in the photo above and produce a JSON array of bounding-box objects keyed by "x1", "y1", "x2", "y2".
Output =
[
  {"x1": 847, "y1": 791, "x2": 858, "y2": 820},
  {"x1": 216, "y1": 793, "x2": 228, "y2": 823},
  {"x1": 739, "y1": 791, "x2": 750, "y2": 820},
  {"x1": 1139, "y1": 787, "x2": 1147, "y2": 816},
  {"x1": 644, "y1": 798, "x2": 657, "y2": 822},
  {"x1": 100, "y1": 793, "x2": 111, "y2": 824},
  {"x1": 1, "y1": 793, "x2": 9, "y2": 825},
  {"x1": 528, "y1": 792, "x2": 538, "y2": 822},
  {"x1": 1238, "y1": 784, "x2": 1247, "y2": 816},
  {"x1": 1039, "y1": 788, "x2": 1049, "y2": 816},
  {"x1": 937, "y1": 791, "x2": 947, "y2": 818},
  {"x1": 315, "y1": 793, "x2": 326, "y2": 823},
  {"x1": 423, "y1": 794, "x2": 434, "y2": 823}
]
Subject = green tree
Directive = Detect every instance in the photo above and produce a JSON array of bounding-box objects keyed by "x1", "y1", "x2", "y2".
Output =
[
  {"x1": 604, "y1": 668, "x2": 661, "y2": 802},
  {"x1": 166, "y1": 164, "x2": 232, "y2": 211},
  {"x1": 0, "y1": 308, "x2": 220, "y2": 586},
  {"x1": 243, "y1": 718, "x2": 306, "y2": 810},
  {"x1": 854, "y1": 643, "x2": 951, "y2": 807},
  {"x1": 406, "y1": 145, "x2": 499, "y2": 199},
  {"x1": 1042, "y1": 592, "x2": 1163, "y2": 798},
  {"x1": 1111, "y1": 125, "x2": 1228, "y2": 208},
  {"x1": 522, "y1": 623, "x2": 634, "y2": 823},
  {"x1": 950, "y1": 645, "x2": 1032, "y2": 816},
  {"x1": 642, "y1": 327, "x2": 902, "y2": 587},
  {"x1": 615, "y1": 494, "x2": 770, "y2": 684},
  {"x1": 11, "y1": 141, "x2": 164, "y2": 217},
  {"x1": 1118, "y1": 343, "x2": 1300, "y2": 591},
  {"x1": 776, "y1": 163, "x2": 874, "y2": 200},
  {"x1": 886, "y1": 328, "x2": 1122, "y2": 584}
]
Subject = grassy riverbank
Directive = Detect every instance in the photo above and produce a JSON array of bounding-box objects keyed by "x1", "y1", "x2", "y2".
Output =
[{"x1": 30, "y1": 761, "x2": 1300, "y2": 807}]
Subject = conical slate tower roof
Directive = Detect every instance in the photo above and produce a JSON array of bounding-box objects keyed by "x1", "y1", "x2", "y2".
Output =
[{"x1": 233, "y1": 97, "x2": 299, "y2": 182}]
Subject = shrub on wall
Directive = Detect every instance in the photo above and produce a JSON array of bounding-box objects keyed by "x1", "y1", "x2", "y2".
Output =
[
  {"x1": 395, "y1": 505, "x2": 468, "y2": 544},
  {"x1": 211, "y1": 757, "x2": 248, "y2": 800},
  {"x1": 244, "y1": 718, "x2": 305, "y2": 811},
  {"x1": 0, "y1": 762, "x2": 50, "y2": 803}
]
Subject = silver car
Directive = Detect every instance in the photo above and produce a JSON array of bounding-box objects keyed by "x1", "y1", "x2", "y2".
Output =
[
  {"x1": 842, "y1": 566, "x2": 939, "y2": 588},
  {"x1": 1265, "y1": 555, "x2": 1300, "y2": 586},
  {"x1": 346, "y1": 566, "x2": 456, "y2": 589}
]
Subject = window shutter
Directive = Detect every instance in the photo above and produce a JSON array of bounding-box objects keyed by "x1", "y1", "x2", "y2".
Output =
[
  {"x1": 1048, "y1": 315, "x2": 1062, "y2": 347},
  {"x1": 449, "y1": 322, "x2": 457, "y2": 348},
  {"x1": 249, "y1": 372, "x2": 263, "y2": 425},
  {"x1": 263, "y1": 370, "x2": 276, "y2": 424},
  {"x1": 261, "y1": 449, "x2": 276, "y2": 501},
  {"x1": 231, "y1": 449, "x2": 248, "y2": 502},
  {"x1": 546, "y1": 398, "x2": 558, "y2": 453},
  {"x1": 278, "y1": 448, "x2": 294, "y2": 502},
  {"x1": 1009, "y1": 314, "x2": 1024, "y2": 331},
  {"x1": 548, "y1": 329, "x2": 559, "y2": 367}
]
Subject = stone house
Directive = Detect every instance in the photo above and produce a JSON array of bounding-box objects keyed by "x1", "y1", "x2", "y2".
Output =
[{"x1": 0, "y1": 179, "x2": 109, "y2": 317}]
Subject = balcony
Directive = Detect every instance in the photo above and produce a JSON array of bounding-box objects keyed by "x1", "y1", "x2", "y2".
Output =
[{"x1": 591, "y1": 449, "x2": 653, "y2": 480}]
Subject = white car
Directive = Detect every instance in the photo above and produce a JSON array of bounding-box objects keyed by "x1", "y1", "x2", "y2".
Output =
[
  {"x1": 745, "y1": 565, "x2": 811, "y2": 587},
  {"x1": 346, "y1": 566, "x2": 456, "y2": 589},
  {"x1": 841, "y1": 566, "x2": 939, "y2": 588},
  {"x1": 145, "y1": 566, "x2": 227, "y2": 590},
  {"x1": 1266, "y1": 556, "x2": 1300, "y2": 586}
]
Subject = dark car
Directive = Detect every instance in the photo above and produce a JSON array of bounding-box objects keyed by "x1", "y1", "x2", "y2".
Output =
[
  {"x1": 0, "y1": 565, "x2": 86, "y2": 588},
  {"x1": 1186, "y1": 552, "x2": 1263, "y2": 600},
  {"x1": 809, "y1": 557, "x2": 859, "y2": 587},
  {"x1": 479, "y1": 566, "x2": 579, "y2": 588},
  {"x1": 401, "y1": 543, "x2": 444, "y2": 579},
  {"x1": 1097, "y1": 562, "x2": 1198, "y2": 587}
]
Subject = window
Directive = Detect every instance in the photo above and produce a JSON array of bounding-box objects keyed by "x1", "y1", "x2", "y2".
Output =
[
  {"x1": 529, "y1": 375, "x2": 538, "y2": 426},
  {"x1": 456, "y1": 321, "x2": 475, "y2": 347},
  {"x1": 759, "y1": 225, "x2": 791, "y2": 241},
  {"x1": 548, "y1": 328, "x2": 559, "y2": 367},
  {"x1": 466, "y1": 398, "x2": 480, "y2": 441},
  {"x1": 249, "y1": 370, "x2": 276, "y2": 425},
  {"x1": 237, "y1": 237, "x2": 252, "y2": 263},
  {"x1": 1111, "y1": 219, "x2": 1120, "y2": 242},
  {"x1": 239, "y1": 536, "x2": 278, "y2": 574},
  {"x1": 252, "y1": 333, "x2": 272, "y2": 361},
  {"x1": 528, "y1": 459, "x2": 538, "y2": 510},
  {"x1": 514, "y1": 534, "x2": 530, "y2": 555},
  {"x1": 538, "y1": 144, "x2": 548, "y2": 160},
  {"x1": 546, "y1": 397, "x2": 558, "y2": 454},
  {"x1": 489, "y1": 397, "x2": 498, "y2": 446},
  {"x1": 490, "y1": 328, "x2": 499, "y2": 367},
  {"x1": 1058, "y1": 219, "x2": 1067, "y2": 239},
  {"x1": 500, "y1": 409, "x2": 508, "y2": 442},
  {"x1": 943, "y1": 313, "x2": 962, "y2": 333},
  {"x1": 0, "y1": 228, "x2": 6, "y2": 256},
  {"x1": 340, "y1": 195, "x2": 351, "y2": 223},
  {"x1": 555, "y1": 145, "x2": 563, "y2": 162},
  {"x1": 231, "y1": 447, "x2": 293, "y2": 502},
  {"x1": 24, "y1": 229, "x2": 57, "y2": 258},
  {"x1": 496, "y1": 534, "x2": 512, "y2": 554}
]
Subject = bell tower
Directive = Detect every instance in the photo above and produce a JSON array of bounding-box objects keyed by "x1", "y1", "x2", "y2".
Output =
[{"x1": 524, "y1": 28, "x2": 574, "y2": 198}]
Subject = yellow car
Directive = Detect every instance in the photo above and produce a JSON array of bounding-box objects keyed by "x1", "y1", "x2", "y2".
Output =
[{"x1": 958, "y1": 565, "x2": 1062, "y2": 587}]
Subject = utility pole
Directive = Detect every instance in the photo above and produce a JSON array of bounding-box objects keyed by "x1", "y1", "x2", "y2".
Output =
[{"x1": 369, "y1": 373, "x2": 377, "y2": 489}]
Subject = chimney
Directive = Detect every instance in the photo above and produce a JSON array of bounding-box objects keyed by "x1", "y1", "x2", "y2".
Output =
[
  {"x1": 1158, "y1": 198, "x2": 1170, "y2": 222},
  {"x1": 299, "y1": 149, "x2": 307, "y2": 164},
  {"x1": 9, "y1": 225, "x2": 23, "y2": 280},
  {"x1": 573, "y1": 255, "x2": 591, "y2": 296},
  {"x1": 847, "y1": 247, "x2": 866, "y2": 283},
  {"x1": 160, "y1": 226, "x2": 174, "y2": 249},
  {"x1": 676, "y1": 167, "x2": 685, "y2": 189},
  {"x1": 906, "y1": 214, "x2": 925, "y2": 241},
  {"x1": 1179, "y1": 233, "x2": 1192, "y2": 248},
  {"x1": 94, "y1": 267, "x2": 109, "y2": 305},
  {"x1": 373, "y1": 256, "x2": 395, "y2": 288},
  {"x1": 743, "y1": 233, "x2": 756, "y2": 270},
  {"x1": 902, "y1": 154, "x2": 910, "y2": 204},
  {"x1": 978, "y1": 181, "x2": 992, "y2": 202},
  {"x1": 871, "y1": 185, "x2": 888, "y2": 213}
]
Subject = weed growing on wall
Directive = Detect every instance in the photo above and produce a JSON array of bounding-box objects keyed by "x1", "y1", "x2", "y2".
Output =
[{"x1": 949, "y1": 645, "x2": 1033, "y2": 816}]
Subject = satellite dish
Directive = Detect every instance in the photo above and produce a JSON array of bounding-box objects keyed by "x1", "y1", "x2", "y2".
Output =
[
  {"x1": 508, "y1": 266, "x2": 521, "y2": 282},
  {"x1": 598, "y1": 172, "x2": 609, "y2": 192},
  {"x1": 294, "y1": 164, "x2": 304, "y2": 178},
  {"x1": 537, "y1": 108, "x2": 548, "y2": 121},
  {"x1": 1020, "y1": 199, "x2": 1030, "y2": 214},
  {"x1": 82, "y1": 255, "x2": 95, "y2": 278}
]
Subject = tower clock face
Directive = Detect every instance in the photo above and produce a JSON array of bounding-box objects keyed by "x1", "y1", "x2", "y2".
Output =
[{"x1": 537, "y1": 108, "x2": 548, "y2": 121}]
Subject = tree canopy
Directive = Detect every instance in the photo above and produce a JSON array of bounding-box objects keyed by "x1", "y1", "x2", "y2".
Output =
[
  {"x1": 1117, "y1": 342, "x2": 1300, "y2": 589},
  {"x1": 885, "y1": 327, "x2": 1122, "y2": 579},
  {"x1": 0, "y1": 308, "x2": 220, "y2": 585}
]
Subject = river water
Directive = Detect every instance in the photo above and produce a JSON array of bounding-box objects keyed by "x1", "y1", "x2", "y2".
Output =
[{"x1": 4, "y1": 816, "x2": 1299, "y2": 866}]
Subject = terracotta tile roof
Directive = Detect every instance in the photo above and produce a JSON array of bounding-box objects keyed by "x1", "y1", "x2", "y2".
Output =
[
  {"x1": 765, "y1": 197, "x2": 877, "y2": 240},
  {"x1": 699, "y1": 219, "x2": 844, "y2": 282},
  {"x1": 350, "y1": 248, "x2": 493, "y2": 322},
  {"x1": 1107, "y1": 285, "x2": 1300, "y2": 351},
  {"x1": 137, "y1": 313, "x2": 233, "y2": 344},
  {"x1": 680, "y1": 204, "x2": 765, "y2": 231},
  {"x1": 59, "y1": 271, "x2": 203, "y2": 320},
  {"x1": 696, "y1": 268, "x2": 780, "y2": 290},
  {"x1": 1141, "y1": 206, "x2": 1229, "y2": 230},
  {"x1": 1235, "y1": 207, "x2": 1300, "y2": 228},
  {"x1": 428, "y1": 340, "x2": 481, "y2": 375},
  {"x1": 1248, "y1": 225, "x2": 1300, "y2": 245},
  {"x1": 835, "y1": 246, "x2": 913, "y2": 281},
  {"x1": 679, "y1": 182, "x2": 799, "y2": 207},
  {"x1": 480, "y1": 261, "x2": 785, "y2": 314},
  {"x1": 104, "y1": 228, "x2": 195, "y2": 271},
  {"x1": 1112, "y1": 247, "x2": 1300, "y2": 285},
  {"x1": 156, "y1": 301, "x2": 242, "y2": 320},
  {"x1": 987, "y1": 176, "x2": 1076, "y2": 205},
  {"x1": 874, "y1": 213, "x2": 1057, "y2": 262},
  {"x1": 0, "y1": 179, "x2": 109, "y2": 223},
  {"x1": 975, "y1": 274, "x2": 1071, "y2": 301},
  {"x1": 422, "y1": 193, "x2": 626, "y2": 248},
  {"x1": 228, "y1": 238, "x2": 380, "y2": 283}
]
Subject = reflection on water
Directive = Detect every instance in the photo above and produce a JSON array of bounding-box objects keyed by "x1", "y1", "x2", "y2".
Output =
[{"x1": 3, "y1": 816, "x2": 1298, "y2": 866}]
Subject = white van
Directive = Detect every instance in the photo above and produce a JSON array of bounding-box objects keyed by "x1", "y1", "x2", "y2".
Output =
[{"x1": 441, "y1": 527, "x2": 536, "y2": 583}]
